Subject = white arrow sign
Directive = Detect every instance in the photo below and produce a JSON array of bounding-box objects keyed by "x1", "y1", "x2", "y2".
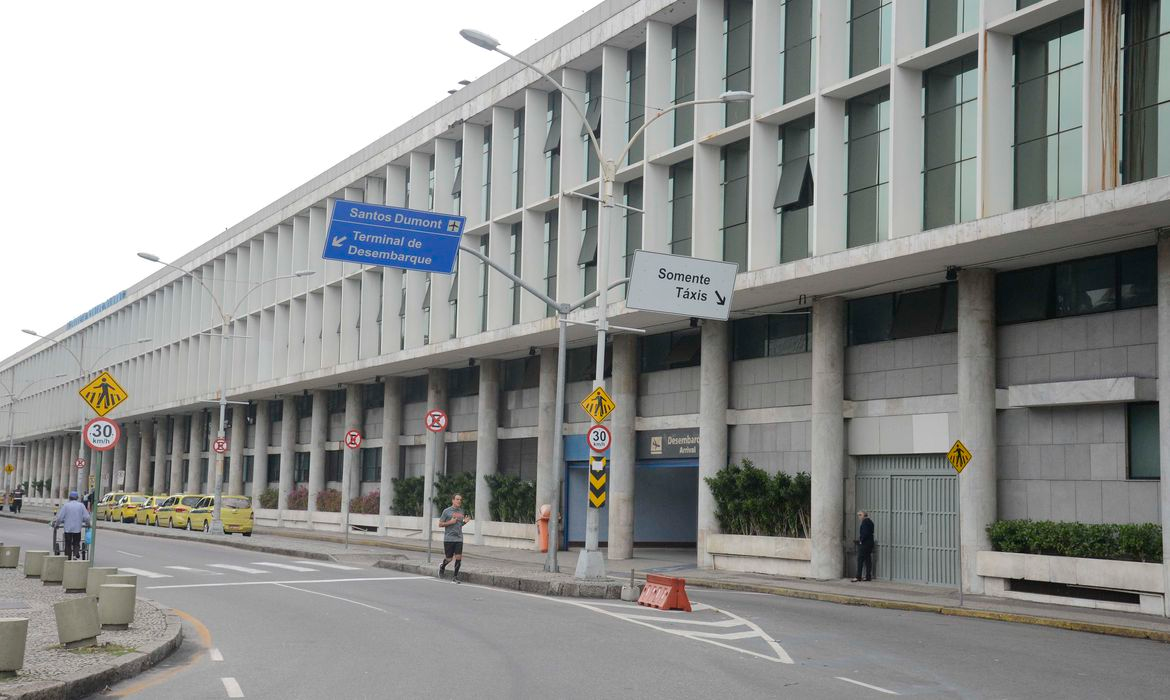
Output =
[
  {"x1": 332, "y1": 235, "x2": 347, "y2": 247},
  {"x1": 626, "y1": 250, "x2": 738, "y2": 321}
]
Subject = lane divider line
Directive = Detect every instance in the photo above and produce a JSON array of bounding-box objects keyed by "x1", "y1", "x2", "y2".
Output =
[
  {"x1": 836, "y1": 677, "x2": 899, "y2": 695},
  {"x1": 293, "y1": 560, "x2": 361, "y2": 570},
  {"x1": 116, "y1": 550, "x2": 144, "y2": 558},
  {"x1": 118, "y1": 567, "x2": 172, "y2": 579},
  {"x1": 146, "y1": 575, "x2": 429, "y2": 590},
  {"x1": 210, "y1": 648, "x2": 224, "y2": 662},
  {"x1": 273, "y1": 582, "x2": 390, "y2": 613},
  {"x1": 222, "y1": 677, "x2": 245, "y2": 698}
]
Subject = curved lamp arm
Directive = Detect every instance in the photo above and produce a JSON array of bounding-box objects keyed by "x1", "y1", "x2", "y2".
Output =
[{"x1": 138, "y1": 252, "x2": 228, "y2": 323}]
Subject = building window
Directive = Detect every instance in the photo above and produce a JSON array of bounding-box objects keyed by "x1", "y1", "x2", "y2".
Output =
[
  {"x1": 732, "y1": 312, "x2": 810, "y2": 360},
  {"x1": 327, "y1": 389, "x2": 346, "y2": 415},
  {"x1": 850, "y1": 0, "x2": 892, "y2": 77},
  {"x1": 995, "y1": 247, "x2": 1158, "y2": 325},
  {"x1": 927, "y1": 0, "x2": 978, "y2": 47},
  {"x1": 721, "y1": 139, "x2": 750, "y2": 268},
  {"x1": 510, "y1": 223, "x2": 522, "y2": 324},
  {"x1": 780, "y1": 0, "x2": 815, "y2": 103},
  {"x1": 266, "y1": 454, "x2": 280, "y2": 483},
  {"x1": 579, "y1": 200, "x2": 599, "y2": 301},
  {"x1": 627, "y1": 45, "x2": 646, "y2": 164},
  {"x1": 446, "y1": 442, "x2": 477, "y2": 475},
  {"x1": 846, "y1": 87, "x2": 890, "y2": 248},
  {"x1": 1127, "y1": 403, "x2": 1160, "y2": 479},
  {"x1": 1122, "y1": 0, "x2": 1170, "y2": 183},
  {"x1": 669, "y1": 160, "x2": 694, "y2": 255},
  {"x1": 482, "y1": 126, "x2": 493, "y2": 218},
  {"x1": 421, "y1": 276, "x2": 431, "y2": 345},
  {"x1": 499, "y1": 438, "x2": 539, "y2": 480},
  {"x1": 512, "y1": 109, "x2": 525, "y2": 209},
  {"x1": 923, "y1": 54, "x2": 978, "y2": 230},
  {"x1": 1018, "y1": 0, "x2": 1045, "y2": 8},
  {"x1": 776, "y1": 116, "x2": 815, "y2": 262},
  {"x1": 398, "y1": 276, "x2": 407, "y2": 350},
  {"x1": 427, "y1": 155, "x2": 435, "y2": 211},
  {"x1": 724, "y1": 0, "x2": 753, "y2": 126},
  {"x1": 363, "y1": 383, "x2": 384, "y2": 409},
  {"x1": 503, "y1": 356, "x2": 540, "y2": 391},
  {"x1": 452, "y1": 139, "x2": 463, "y2": 215},
  {"x1": 583, "y1": 68, "x2": 602, "y2": 181},
  {"x1": 402, "y1": 375, "x2": 428, "y2": 404},
  {"x1": 293, "y1": 452, "x2": 310, "y2": 483},
  {"x1": 325, "y1": 451, "x2": 343, "y2": 483},
  {"x1": 847, "y1": 283, "x2": 957, "y2": 345},
  {"x1": 449, "y1": 366, "x2": 479, "y2": 398},
  {"x1": 478, "y1": 234, "x2": 489, "y2": 332},
  {"x1": 361, "y1": 447, "x2": 382, "y2": 482},
  {"x1": 545, "y1": 91, "x2": 561, "y2": 196},
  {"x1": 641, "y1": 330, "x2": 702, "y2": 372},
  {"x1": 672, "y1": 17, "x2": 697, "y2": 145},
  {"x1": 544, "y1": 211, "x2": 559, "y2": 316},
  {"x1": 624, "y1": 179, "x2": 644, "y2": 277},
  {"x1": 449, "y1": 261, "x2": 459, "y2": 339},
  {"x1": 242, "y1": 455, "x2": 254, "y2": 484},
  {"x1": 566, "y1": 345, "x2": 612, "y2": 382},
  {"x1": 1014, "y1": 13, "x2": 1084, "y2": 208}
]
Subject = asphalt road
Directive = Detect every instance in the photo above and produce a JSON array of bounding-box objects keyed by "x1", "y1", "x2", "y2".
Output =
[{"x1": 2, "y1": 518, "x2": 1167, "y2": 699}]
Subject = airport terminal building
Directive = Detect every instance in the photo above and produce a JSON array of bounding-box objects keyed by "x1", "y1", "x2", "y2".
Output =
[{"x1": 2, "y1": 0, "x2": 1168, "y2": 613}]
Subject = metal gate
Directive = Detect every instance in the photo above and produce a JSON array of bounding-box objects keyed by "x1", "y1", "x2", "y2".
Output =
[{"x1": 855, "y1": 455, "x2": 957, "y2": 586}]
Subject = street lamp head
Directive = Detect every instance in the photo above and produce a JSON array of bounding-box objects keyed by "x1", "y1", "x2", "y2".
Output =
[
  {"x1": 136, "y1": 337, "x2": 152, "y2": 343},
  {"x1": 719, "y1": 91, "x2": 754, "y2": 103},
  {"x1": 137, "y1": 252, "x2": 161, "y2": 262},
  {"x1": 460, "y1": 28, "x2": 500, "y2": 51},
  {"x1": 293, "y1": 270, "x2": 316, "y2": 278},
  {"x1": 21, "y1": 329, "x2": 39, "y2": 338}
]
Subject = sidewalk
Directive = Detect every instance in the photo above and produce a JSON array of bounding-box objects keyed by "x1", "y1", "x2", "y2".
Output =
[{"x1": 5, "y1": 505, "x2": 1169, "y2": 643}]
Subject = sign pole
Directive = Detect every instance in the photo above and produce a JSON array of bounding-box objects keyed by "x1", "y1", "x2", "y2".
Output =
[
  {"x1": 947, "y1": 439, "x2": 972, "y2": 607},
  {"x1": 424, "y1": 430, "x2": 435, "y2": 564}
]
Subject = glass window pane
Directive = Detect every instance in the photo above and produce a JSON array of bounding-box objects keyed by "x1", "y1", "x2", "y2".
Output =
[
  {"x1": 997, "y1": 266, "x2": 1052, "y2": 323},
  {"x1": 769, "y1": 313, "x2": 810, "y2": 355},
  {"x1": 1057, "y1": 128, "x2": 1083, "y2": 199},
  {"x1": 1053, "y1": 255, "x2": 1117, "y2": 316},
  {"x1": 1059, "y1": 63, "x2": 1084, "y2": 131},
  {"x1": 784, "y1": 41, "x2": 813, "y2": 102},
  {"x1": 924, "y1": 163, "x2": 958, "y2": 230},
  {"x1": 925, "y1": 107, "x2": 960, "y2": 170},
  {"x1": 849, "y1": 132, "x2": 881, "y2": 190},
  {"x1": 958, "y1": 158, "x2": 977, "y2": 223},
  {"x1": 1014, "y1": 137, "x2": 1050, "y2": 208},
  {"x1": 779, "y1": 207, "x2": 810, "y2": 262},
  {"x1": 724, "y1": 223, "x2": 748, "y2": 268},
  {"x1": 939, "y1": 282, "x2": 958, "y2": 332},
  {"x1": 1015, "y1": 78, "x2": 1050, "y2": 144},
  {"x1": 851, "y1": 8, "x2": 882, "y2": 76},
  {"x1": 847, "y1": 188, "x2": 879, "y2": 247},
  {"x1": 1118, "y1": 246, "x2": 1157, "y2": 308},
  {"x1": 848, "y1": 294, "x2": 895, "y2": 345},
  {"x1": 733, "y1": 316, "x2": 768, "y2": 360},
  {"x1": 1127, "y1": 403, "x2": 1160, "y2": 479},
  {"x1": 927, "y1": 0, "x2": 959, "y2": 47},
  {"x1": 891, "y1": 286, "x2": 943, "y2": 339}
]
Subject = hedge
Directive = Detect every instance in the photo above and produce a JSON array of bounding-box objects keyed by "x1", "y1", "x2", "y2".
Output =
[
  {"x1": 350, "y1": 490, "x2": 380, "y2": 515},
  {"x1": 258, "y1": 488, "x2": 279, "y2": 509},
  {"x1": 392, "y1": 476, "x2": 424, "y2": 517},
  {"x1": 704, "y1": 460, "x2": 811, "y2": 538},
  {"x1": 286, "y1": 485, "x2": 309, "y2": 511},
  {"x1": 987, "y1": 520, "x2": 1162, "y2": 563},
  {"x1": 483, "y1": 474, "x2": 537, "y2": 523},
  {"x1": 432, "y1": 472, "x2": 477, "y2": 516}
]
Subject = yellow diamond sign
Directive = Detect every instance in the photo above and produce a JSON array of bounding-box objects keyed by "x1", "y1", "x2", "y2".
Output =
[
  {"x1": 947, "y1": 439, "x2": 972, "y2": 474},
  {"x1": 79, "y1": 371, "x2": 128, "y2": 417},
  {"x1": 579, "y1": 386, "x2": 616, "y2": 423}
]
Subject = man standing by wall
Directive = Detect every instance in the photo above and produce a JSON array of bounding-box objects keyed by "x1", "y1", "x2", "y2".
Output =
[
  {"x1": 852, "y1": 511, "x2": 875, "y2": 582},
  {"x1": 54, "y1": 491, "x2": 88, "y2": 560},
  {"x1": 438, "y1": 493, "x2": 471, "y2": 583}
]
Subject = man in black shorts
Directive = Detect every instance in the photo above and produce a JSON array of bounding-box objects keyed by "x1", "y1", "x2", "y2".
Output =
[{"x1": 438, "y1": 493, "x2": 471, "y2": 583}]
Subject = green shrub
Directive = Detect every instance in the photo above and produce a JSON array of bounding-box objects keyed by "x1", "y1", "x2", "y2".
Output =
[
  {"x1": 484, "y1": 474, "x2": 537, "y2": 523},
  {"x1": 316, "y1": 489, "x2": 342, "y2": 513},
  {"x1": 705, "y1": 459, "x2": 811, "y2": 538},
  {"x1": 391, "y1": 476, "x2": 424, "y2": 517},
  {"x1": 286, "y1": 485, "x2": 309, "y2": 511},
  {"x1": 349, "y1": 490, "x2": 380, "y2": 515},
  {"x1": 987, "y1": 520, "x2": 1162, "y2": 563},
  {"x1": 258, "y1": 488, "x2": 279, "y2": 509},
  {"x1": 433, "y1": 472, "x2": 477, "y2": 517}
]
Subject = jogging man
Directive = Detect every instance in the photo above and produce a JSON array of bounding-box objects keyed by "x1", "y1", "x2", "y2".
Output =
[{"x1": 438, "y1": 494, "x2": 471, "y2": 583}]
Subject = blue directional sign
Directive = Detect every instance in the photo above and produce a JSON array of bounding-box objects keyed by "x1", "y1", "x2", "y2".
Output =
[{"x1": 323, "y1": 201, "x2": 466, "y2": 274}]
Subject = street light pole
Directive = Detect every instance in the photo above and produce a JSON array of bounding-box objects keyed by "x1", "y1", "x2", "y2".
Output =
[{"x1": 460, "y1": 28, "x2": 751, "y2": 579}]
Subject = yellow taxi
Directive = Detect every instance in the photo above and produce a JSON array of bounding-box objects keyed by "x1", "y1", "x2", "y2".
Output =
[
  {"x1": 96, "y1": 491, "x2": 126, "y2": 521},
  {"x1": 188, "y1": 495, "x2": 254, "y2": 535},
  {"x1": 134, "y1": 496, "x2": 164, "y2": 525},
  {"x1": 155, "y1": 493, "x2": 206, "y2": 529},
  {"x1": 112, "y1": 494, "x2": 149, "y2": 523}
]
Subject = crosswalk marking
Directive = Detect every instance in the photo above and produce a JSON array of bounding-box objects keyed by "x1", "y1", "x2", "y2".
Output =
[
  {"x1": 222, "y1": 677, "x2": 245, "y2": 698},
  {"x1": 251, "y1": 562, "x2": 317, "y2": 572},
  {"x1": 293, "y1": 561, "x2": 360, "y2": 570},
  {"x1": 209, "y1": 564, "x2": 270, "y2": 574},
  {"x1": 165, "y1": 566, "x2": 222, "y2": 575},
  {"x1": 118, "y1": 567, "x2": 172, "y2": 579}
]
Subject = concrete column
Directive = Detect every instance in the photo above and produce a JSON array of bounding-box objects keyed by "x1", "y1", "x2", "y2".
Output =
[
  {"x1": 958, "y1": 269, "x2": 997, "y2": 594},
  {"x1": 608, "y1": 335, "x2": 638, "y2": 561},
  {"x1": 228, "y1": 404, "x2": 246, "y2": 496},
  {"x1": 1157, "y1": 233, "x2": 1170, "y2": 616},
  {"x1": 169, "y1": 415, "x2": 187, "y2": 497},
  {"x1": 27, "y1": 442, "x2": 38, "y2": 502},
  {"x1": 151, "y1": 419, "x2": 167, "y2": 496},
  {"x1": 110, "y1": 423, "x2": 126, "y2": 492},
  {"x1": 535, "y1": 348, "x2": 558, "y2": 521},
  {"x1": 278, "y1": 397, "x2": 296, "y2": 521},
  {"x1": 54, "y1": 437, "x2": 66, "y2": 504},
  {"x1": 124, "y1": 421, "x2": 139, "y2": 493},
  {"x1": 342, "y1": 384, "x2": 362, "y2": 507},
  {"x1": 135, "y1": 422, "x2": 152, "y2": 494},
  {"x1": 307, "y1": 390, "x2": 327, "y2": 515},
  {"x1": 251, "y1": 400, "x2": 270, "y2": 499},
  {"x1": 473, "y1": 359, "x2": 500, "y2": 545},
  {"x1": 187, "y1": 411, "x2": 205, "y2": 494},
  {"x1": 697, "y1": 321, "x2": 730, "y2": 569},
  {"x1": 810, "y1": 297, "x2": 846, "y2": 580},
  {"x1": 379, "y1": 378, "x2": 402, "y2": 532},
  {"x1": 423, "y1": 369, "x2": 448, "y2": 532}
]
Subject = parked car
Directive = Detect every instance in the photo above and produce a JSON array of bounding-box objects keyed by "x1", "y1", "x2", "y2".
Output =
[
  {"x1": 188, "y1": 495, "x2": 254, "y2": 535},
  {"x1": 96, "y1": 491, "x2": 126, "y2": 521},
  {"x1": 155, "y1": 493, "x2": 205, "y2": 529},
  {"x1": 112, "y1": 494, "x2": 149, "y2": 523},
  {"x1": 134, "y1": 495, "x2": 163, "y2": 525}
]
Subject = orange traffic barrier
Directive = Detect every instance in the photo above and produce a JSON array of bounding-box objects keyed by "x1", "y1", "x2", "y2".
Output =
[{"x1": 636, "y1": 573, "x2": 692, "y2": 612}]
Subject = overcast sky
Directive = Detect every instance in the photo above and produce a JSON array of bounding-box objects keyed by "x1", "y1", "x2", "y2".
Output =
[{"x1": 0, "y1": 0, "x2": 599, "y2": 363}]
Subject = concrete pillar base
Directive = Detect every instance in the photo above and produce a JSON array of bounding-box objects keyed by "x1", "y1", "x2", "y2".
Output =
[
  {"x1": 0, "y1": 546, "x2": 19, "y2": 568},
  {"x1": 53, "y1": 597, "x2": 100, "y2": 647},
  {"x1": 98, "y1": 584, "x2": 136, "y2": 629},
  {"x1": 23, "y1": 551, "x2": 48, "y2": 578},
  {"x1": 86, "y1": 568, "x2": 118, "y2": 597},
  {"x1": 573, "y1": 549, "x2": 607, "y2": 580},
  {"x1": 40, "y1": 555, "x2": 66, "y2": 584},
  {"x1": 62, "y1": 560, "x2": 89, "y2": 593},
  {"x1": 105, "y1": 574, "x2": 137, "y2": 589},
  {"x1": 0, "y1": 618, "x2": 28, "y2": 673}
]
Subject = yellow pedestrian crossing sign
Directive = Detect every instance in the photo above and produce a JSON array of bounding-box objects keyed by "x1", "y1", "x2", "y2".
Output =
[
  {"x1": 947, "y1": 440, "x2": 972, "y2": 474},
  {"x1": 79, "y1": 371, "x2": 128, "y2": 417},
  {"x1": 580, "y1": 386, "x2": 616, "y2": 423}
]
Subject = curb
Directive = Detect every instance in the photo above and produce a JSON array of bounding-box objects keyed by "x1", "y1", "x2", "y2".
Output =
[
  {"x1": 2, "y1": 600, "x2": 183, "y2": 700},
  {"x1": 375, "y1": 560, "x2": 624, "y2": 599}
]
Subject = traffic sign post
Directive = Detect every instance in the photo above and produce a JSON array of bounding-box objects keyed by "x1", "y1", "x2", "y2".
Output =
[
  {"x1": 341, "y1": 429, "x2": 364, "y2": 548},
  {"x1": 423, "y1": 409, "x2": 448, "y2": 563},
  {"x1": 587, "y1": 425, "x2": 612, "y2": 453},
  {"x1": 579, "y1": 387, "x2": 616, "y2": 424},
  {"x1": 626, "y1": 250, "x2": 738, "y2": 321},
  {"x1": 322, "y1": 201, "x2": 466, "y2": 274},
  {"x1": 78, "y1": 371, "x2": 129, "y2": 417},
  {"x1": 948, "y1": 439, "x2": 972, "y2": 607},
  {"x1": 83, "y1": 417, "x2": 120, "y2": 452}
]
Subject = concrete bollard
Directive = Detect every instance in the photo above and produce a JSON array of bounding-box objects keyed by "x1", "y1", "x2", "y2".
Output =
[
  {"x1": 62, "y1": 560, "x2": 90, "y2": 593},
  {"x1": 98, "y1": 584, "x2": 136, "y2": 630},
  {"x1": 0, "y1": 618, "x2": 29, "y2": 677},
  {"x1": 105, "y1": 574, "x2": 137, "y2": 589},
  {"x1": 0, "y1": 545, "x2": 19, "y2": 568},
  {"x1": 53, "y1": 596, "x2": 100, "y2": 649},
  {"x1": 40, "y1": 555, "x2": 66, "y2": 585},
  {"x1": 86, "y1": 567, "x2": 119, "y2": 598},
  {"x1": 23, "y1": 550, "x2": 48, "y2": 578}
]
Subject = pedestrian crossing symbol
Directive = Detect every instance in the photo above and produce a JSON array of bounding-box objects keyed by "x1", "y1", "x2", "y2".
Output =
[
  {"x1": 588, "y1": 456, "x2": 608, "y2": 508},
  {"x1": 947, "y1": 439, "x2": 972, "y2": 474},
  {"x1": 580, "y1": 386, "x2": 616, "y2": 423},
  {"x1": 79, "y1": 371, "x2": 129, "y2": 417}
]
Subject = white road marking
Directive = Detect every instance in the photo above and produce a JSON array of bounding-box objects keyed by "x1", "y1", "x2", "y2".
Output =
[
  {"x1": 274, "y1": 583, "x2": 389, "y2": 613},
  {"x1": 221, "y1": 677, "x2": 244, "y2": 698},
  {"x1": 209, "y1": 648, "x2": 224, "y2": 662},
  {"x1": 146, "y1": 576, "x2": 429, "y2": 590},
  {"x1": 165, "y1": 566, "x2": 222, "y2": 575},
  {"x1": 251, "y1": 562, "x2": 316, "y2": 572},
  {"x1": 117, "y1": 568, "x2": 171, "y2": 579},
  {"x1": 116, "y1": 550, "x2": 143, "y2": 558},
  {"x1": 616, "y1": 614, "x2": 744, "y2": 627},
  {"x1": 209, "y1": 564, "x2": 270, "y2": 574},
  {"x1": 836, "y1": 677, "x2": 899, "y2": 695},
  {"x1": 293, "y1": 561, "x2": 360, "y2": 570}
]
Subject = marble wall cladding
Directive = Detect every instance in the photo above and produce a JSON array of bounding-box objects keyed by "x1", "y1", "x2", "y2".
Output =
[
  {"x1": 729, "y1": 353, "x2": 812, "y2": 409},
  {"x1": 499, "y1": 387, "x2": 540, "y2": 428},
  {"x1": 728, "y1": 421, "x2": 812, "y2": 474},
  {"x1": 637, "y1": 366, "x2": 701, "y2": 417},
  {"x1": 997, "y1": 309, "x2": 1158, "y2": 386},
  {"x1": 845, "y1": 334, "x2": 958, "y2": 401}
]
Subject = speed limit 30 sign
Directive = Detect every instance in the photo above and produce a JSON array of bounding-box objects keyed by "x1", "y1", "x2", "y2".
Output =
[
  {"x1": 587, "y1": 424, "x2": 612, "y2": 453},
  {"x1": 83, "y1": 417, "x2": 121, "y2": 452}
]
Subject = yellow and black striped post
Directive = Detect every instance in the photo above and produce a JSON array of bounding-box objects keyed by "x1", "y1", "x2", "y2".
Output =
[{"x1": 588, "y1": 456, "x2": 608, "y2": 509}]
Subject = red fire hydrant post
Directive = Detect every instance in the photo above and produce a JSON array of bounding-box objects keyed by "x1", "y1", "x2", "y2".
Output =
[{"x1": 537, "y1": 503, "x2": 551, "y2": 553}]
